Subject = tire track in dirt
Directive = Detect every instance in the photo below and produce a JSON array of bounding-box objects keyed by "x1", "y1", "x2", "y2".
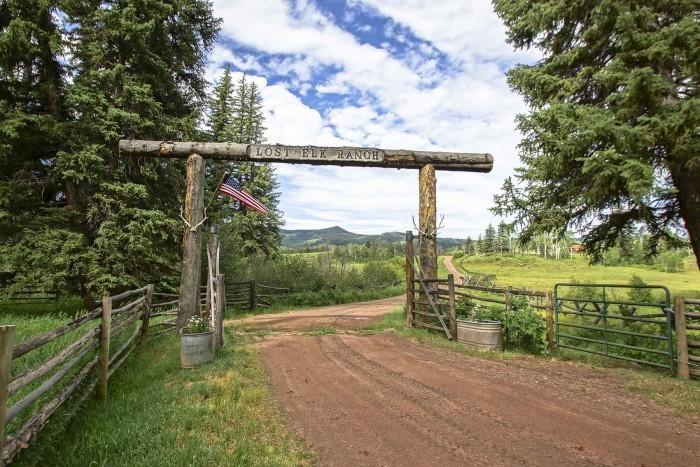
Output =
[{"x1": 260, "y1": 332, "x2": 700, "y2": 466}]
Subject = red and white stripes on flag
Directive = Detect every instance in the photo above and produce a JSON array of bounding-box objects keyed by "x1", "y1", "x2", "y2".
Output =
[{"x1": 218, "y1": 174, "x2": 269, "y2": 214}]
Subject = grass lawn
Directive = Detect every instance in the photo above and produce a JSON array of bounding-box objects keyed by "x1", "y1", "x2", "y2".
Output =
[
  {"x1": 13, "y1": 328, "x2": 313, "y2": 466},
  {"x1": 447, "y1": 254, "x2": 700, "y2": 298}
]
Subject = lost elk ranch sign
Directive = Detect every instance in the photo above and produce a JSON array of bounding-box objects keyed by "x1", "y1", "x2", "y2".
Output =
[
  {"x1": 119, "y1": 140, "x2": 494, "y2": 172},
  {"x1": 253, "y1": 144, "x2": 382, "y2": 163}
]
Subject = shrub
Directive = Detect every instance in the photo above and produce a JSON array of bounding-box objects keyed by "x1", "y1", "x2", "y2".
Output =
[
  {"x1": 502, "y1": 297, "x2": 546, "y2": 354},
  {"x1": 657, "y1": 250, "x2": 684, "y2": 273}
]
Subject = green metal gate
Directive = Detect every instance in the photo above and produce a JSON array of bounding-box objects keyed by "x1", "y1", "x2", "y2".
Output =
[{"x1": 554, "y1": 283, "x2": 673, "y2": 371}]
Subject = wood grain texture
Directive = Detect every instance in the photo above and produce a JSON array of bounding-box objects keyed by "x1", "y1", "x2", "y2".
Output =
[
  {"x1": 178, "y1": 154, "x2": 206, "y2": 331},
  {"x1": 118, "y1": 140, "x2": 494, "y2": 172}
]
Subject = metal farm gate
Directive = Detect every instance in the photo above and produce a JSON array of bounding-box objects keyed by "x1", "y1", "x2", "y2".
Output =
[{"x1": 554, "y1": 283, "x2": 674, "y2": 371}]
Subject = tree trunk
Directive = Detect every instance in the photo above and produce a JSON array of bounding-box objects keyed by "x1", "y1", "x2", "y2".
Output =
[{"x1": 671, "y1": 162, "x2": 700, "y2": 270}]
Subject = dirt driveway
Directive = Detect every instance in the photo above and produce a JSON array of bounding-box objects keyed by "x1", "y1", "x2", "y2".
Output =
[
  {"x1": 236, "y1": 296, "x2": 403, "y2": 332},
  {"x1": 251, "y1": 299, "x2": 700, "y2": 466}
]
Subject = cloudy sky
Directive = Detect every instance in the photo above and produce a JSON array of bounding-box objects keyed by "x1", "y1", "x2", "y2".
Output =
[{"x1": 209, "y1": 0, "x2": 539, "y2": 238}]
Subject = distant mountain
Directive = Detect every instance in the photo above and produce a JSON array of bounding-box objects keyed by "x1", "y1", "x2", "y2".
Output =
[{"x1": 280, "y1": 226, "x2": 464, "y2": 250}]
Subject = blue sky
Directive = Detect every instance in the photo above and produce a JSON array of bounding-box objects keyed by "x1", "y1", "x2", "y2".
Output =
[{"x1": 209, "y1": 0, "x2": 538, "y2": 238}]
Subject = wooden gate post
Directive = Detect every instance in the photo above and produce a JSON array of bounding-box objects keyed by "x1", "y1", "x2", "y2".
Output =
[
  {"x1": 140, "y1": 284, "x2": 154, "y2": 345},
  {"x1": 177, "y1": 154, "x2": 206, "y2": 331},
  {"x1": 249, "y1": 281, "x2": 257, "y2": 312},
  {"x1": 405, "y1": 231, "x2": 415, "y2": 327},
  {"x1": 545, "y1": 291, "x2": 556, "y2": 351},
  {"x1": 0, "y1": 325, "x2": 15, "y2": 448},
  {"x1": 447, "y1": 274, "x2": 457, "y2": 340},
  {"x1": 675, "y1": 297, "x2": 689, "y2": 379},
  {"x1": 205, "y1": 224, "x2": 219, "y2": 321},
  {"x1": 98, "y1": 295, "x2": 111, "y2": 400},
  {"x1": 215, "y1": 274, "x2": 225, "y2": 347},
  {"x1": 418, "y1": 164, "x2": 437, "y2": 315}
]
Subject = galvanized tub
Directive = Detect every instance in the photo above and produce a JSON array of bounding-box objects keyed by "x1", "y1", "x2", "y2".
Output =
[
  {"x1": 456, "y1": 319, "x2": 503, "y2": 351},
  {"x1": 180, "y1": 330, "x2": 214, "y2": 368}
]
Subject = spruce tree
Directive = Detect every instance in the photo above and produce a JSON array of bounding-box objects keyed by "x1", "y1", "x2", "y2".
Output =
[
  {"x1": 492, "y1": 1, "x2": 700, "y2": 267},
  {"x1": 206, "y1": 73, "x2": 282, "y2": 261},
  {"x1": 2, "y1": 1, "x2": 221, "y2": 302},
  {"x1": 483, "y1": 224, "x2": 497, "y2": 254}
]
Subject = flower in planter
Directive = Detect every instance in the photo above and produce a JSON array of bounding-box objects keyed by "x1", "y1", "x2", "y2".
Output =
[{"x1": 183, "y1": 315, "x2": 211, "y2": 334}]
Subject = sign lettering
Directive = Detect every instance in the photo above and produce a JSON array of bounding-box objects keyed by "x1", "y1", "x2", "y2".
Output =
[{"x1": 249, "y1": 145, "x2": 384, "y2": 163}]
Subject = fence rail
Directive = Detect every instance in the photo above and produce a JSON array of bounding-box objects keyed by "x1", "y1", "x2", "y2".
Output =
[
  {"x1": 0, "y1": 284, "x2": 155, "y2": 464},
  {"x1": 224, "y1": 281, "x2": 290, "y2": 312}
]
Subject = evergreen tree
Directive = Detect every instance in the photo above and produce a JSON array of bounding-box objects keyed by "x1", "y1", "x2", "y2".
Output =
[
  {"x1": 1, "y1": 1, "x2": 221, "y2": 302},
  {"x1": 206, "y1": 72, "x2": 282, "y2": 261},
  {"x1": 208, "y1": 67, "x2": 234, "y2": 141},
  {"x1": 492, "y1": 1, "x2": 700, "y2": 268},
  {"x1": 497, "y1": 221, "x2": 510, "y2": 255},
  {"x1": 483, "y1": 224, "x2": 496, "y2": 254},
  {"x1": 464, "y1": 236, "x2": 474, "y2": 255},
  {"x1": 0, "y1": 0, "x2": 67, "y2": 281}
]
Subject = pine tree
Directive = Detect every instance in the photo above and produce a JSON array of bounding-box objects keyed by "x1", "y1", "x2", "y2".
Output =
[
  {"x1": 497, "y1": 222, "x2": 510, "y2": 255},
  {"x1": 0, "y1": 0, "x2": 67, "y2": 286},
  {"x1": 208, "y1": 67, "x2": 234, "y2": 141},
  {"x1": 492, "y1": 1, "x2": 700, "y2": 268},
  {"x1": 483, "y1": 224, "x2": 496, "y2": 254},
  {"x1": 464, "y1": 237, "x2": 474, "y2": 255},
  {"x1": 2, "y1": 1, "x2": 221, "y2": 302},
  {"x1": 206, "y1": 73, "x2": 282, "y2": 261}
]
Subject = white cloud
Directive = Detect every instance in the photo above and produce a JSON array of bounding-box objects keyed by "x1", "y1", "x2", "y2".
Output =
[{"x1": 209, "y1": 0, "x2": 531, "y2": 238}]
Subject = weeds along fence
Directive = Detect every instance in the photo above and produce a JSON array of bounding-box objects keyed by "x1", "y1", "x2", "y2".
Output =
[{"x1": 0, "y1": 284, "x2": 171, "y2": 464}]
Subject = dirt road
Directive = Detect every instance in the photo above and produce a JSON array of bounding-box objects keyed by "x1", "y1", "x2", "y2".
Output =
[
  {"x1": 443, "y1": 255, "x2": 463, "y2": 282},
  {"x1": 254, "y1": 299, "x2": 700, "y2": 466},
  {"x1": 237, "y1": 296, "x2": 403, "y2": 332}
]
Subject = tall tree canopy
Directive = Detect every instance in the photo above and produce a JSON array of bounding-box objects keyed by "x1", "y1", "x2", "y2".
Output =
[
  {"x1": 492, "y1": 0, "x2": 700, "y2": 267},
  {"x1": 0, "y1": 0, "x2": 220, "y2": 301},
  {"x1": 206, "y1": 71, "x2": 282, "y2": 260}
]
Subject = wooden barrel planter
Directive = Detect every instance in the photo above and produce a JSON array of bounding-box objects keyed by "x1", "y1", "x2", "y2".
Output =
[
  {"x1": 456, "y1": 319, "x2": 503, "y2": 351},
  {"x1": 180, "y1": 330, "x2": 214, "y2": 368}
]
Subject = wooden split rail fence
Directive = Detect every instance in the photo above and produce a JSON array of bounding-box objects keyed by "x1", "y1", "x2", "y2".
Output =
[
  {"x1": 0, "y1": 284, "x2": 165, "y2": 464},
  {"x1": 221, "y1": 281, "x2": 290, "y2": 312}
]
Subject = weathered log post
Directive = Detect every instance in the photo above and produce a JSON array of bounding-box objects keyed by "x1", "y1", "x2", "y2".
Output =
[
  {"x1": 249, "y1": 281, "x2": 257, "y2": 312},
  {"x1": 405, "y1": 231, "x2": 415, "y2": 327},
  {"x1": 545, "y1": 291, "x2": 556, "y2": 351},
  {"x1": 98, "y1": 296, "x2": 111, "y2": 400},
  {"x1": 177, "y1": 154, "x2": 206, "y2": 331},
  {"x1": 0, "y1": 325, "x2": 15, "y2": 448},
  {"x1": 504, "y1": 288, "x2": 511, "y2": 312},
  {"x1": 447, "y1": 274, "x2": 457, "y2": 340},
  {"x1": 418, "y1": 164, "x2": 437, "y2": 317},
  {"x1": 675, "y1": 297, "x2": 689, "y2": 379},
  {"x1": 140, "y1": 284, "x2": 154, "y2": 345},
  {"x1": 215, "y1": 274, "x2": 225, "y2": 347},
  {"x1": 205, "y1": 224, "x2": 219, "y2": 321}
]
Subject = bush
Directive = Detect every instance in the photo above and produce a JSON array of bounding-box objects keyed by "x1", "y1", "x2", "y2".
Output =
[
  {"x1": 657, "y1": 250, "x2": 684, "y2": 272},
  {"x1": 456, "y1": 295, "x2": 546, "y2": 355},
  {"x1": 502, "y1": 297, "x2": 546, "y2": 355}
]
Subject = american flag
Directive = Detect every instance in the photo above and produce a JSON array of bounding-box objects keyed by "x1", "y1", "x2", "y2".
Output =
[{"x1": 218, "y1": 174, "x2": 269, "y2": 214}]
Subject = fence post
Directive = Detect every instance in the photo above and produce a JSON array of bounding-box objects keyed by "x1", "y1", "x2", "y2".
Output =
[
  {"x1": 545, "y1": 291, "x2": 556, "y2": 351},
  {"x1": 504, "y1": 288, "x2": 511, "y2": 311},
  {"x1": 447, "y1": 274, "x2": 457, "y2": 340},
  {"x1": 249, "y1": 280, "x2": 257, "y2": 312},
  {"x1": 0, "y1": 325, "x2": 15, "y2": 451},
  {"x1": 675, "y1": 296, "x2": 689, "y2": 379},
  {"x1": 215, "y1": 274, "x2": 225, "y2": 347},
  {"x1": 140, "y1": 284, "x2": 154, "y2": 345},
  {"x1": 405, "y1": 231, "x2": 415, "y2": 327},
  {"x1": 98, "y1": 295, "x2": 111, "y2": 400}
]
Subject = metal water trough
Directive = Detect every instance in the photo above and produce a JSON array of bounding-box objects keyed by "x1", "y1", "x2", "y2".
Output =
[{"x1": 456, "y1": 319, "x2": 503, "y2": 351}]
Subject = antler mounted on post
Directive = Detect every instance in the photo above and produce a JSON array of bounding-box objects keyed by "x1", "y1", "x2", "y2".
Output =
[{"x1": 412, "y1": 214, "x2": 445, "y2": 239}]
